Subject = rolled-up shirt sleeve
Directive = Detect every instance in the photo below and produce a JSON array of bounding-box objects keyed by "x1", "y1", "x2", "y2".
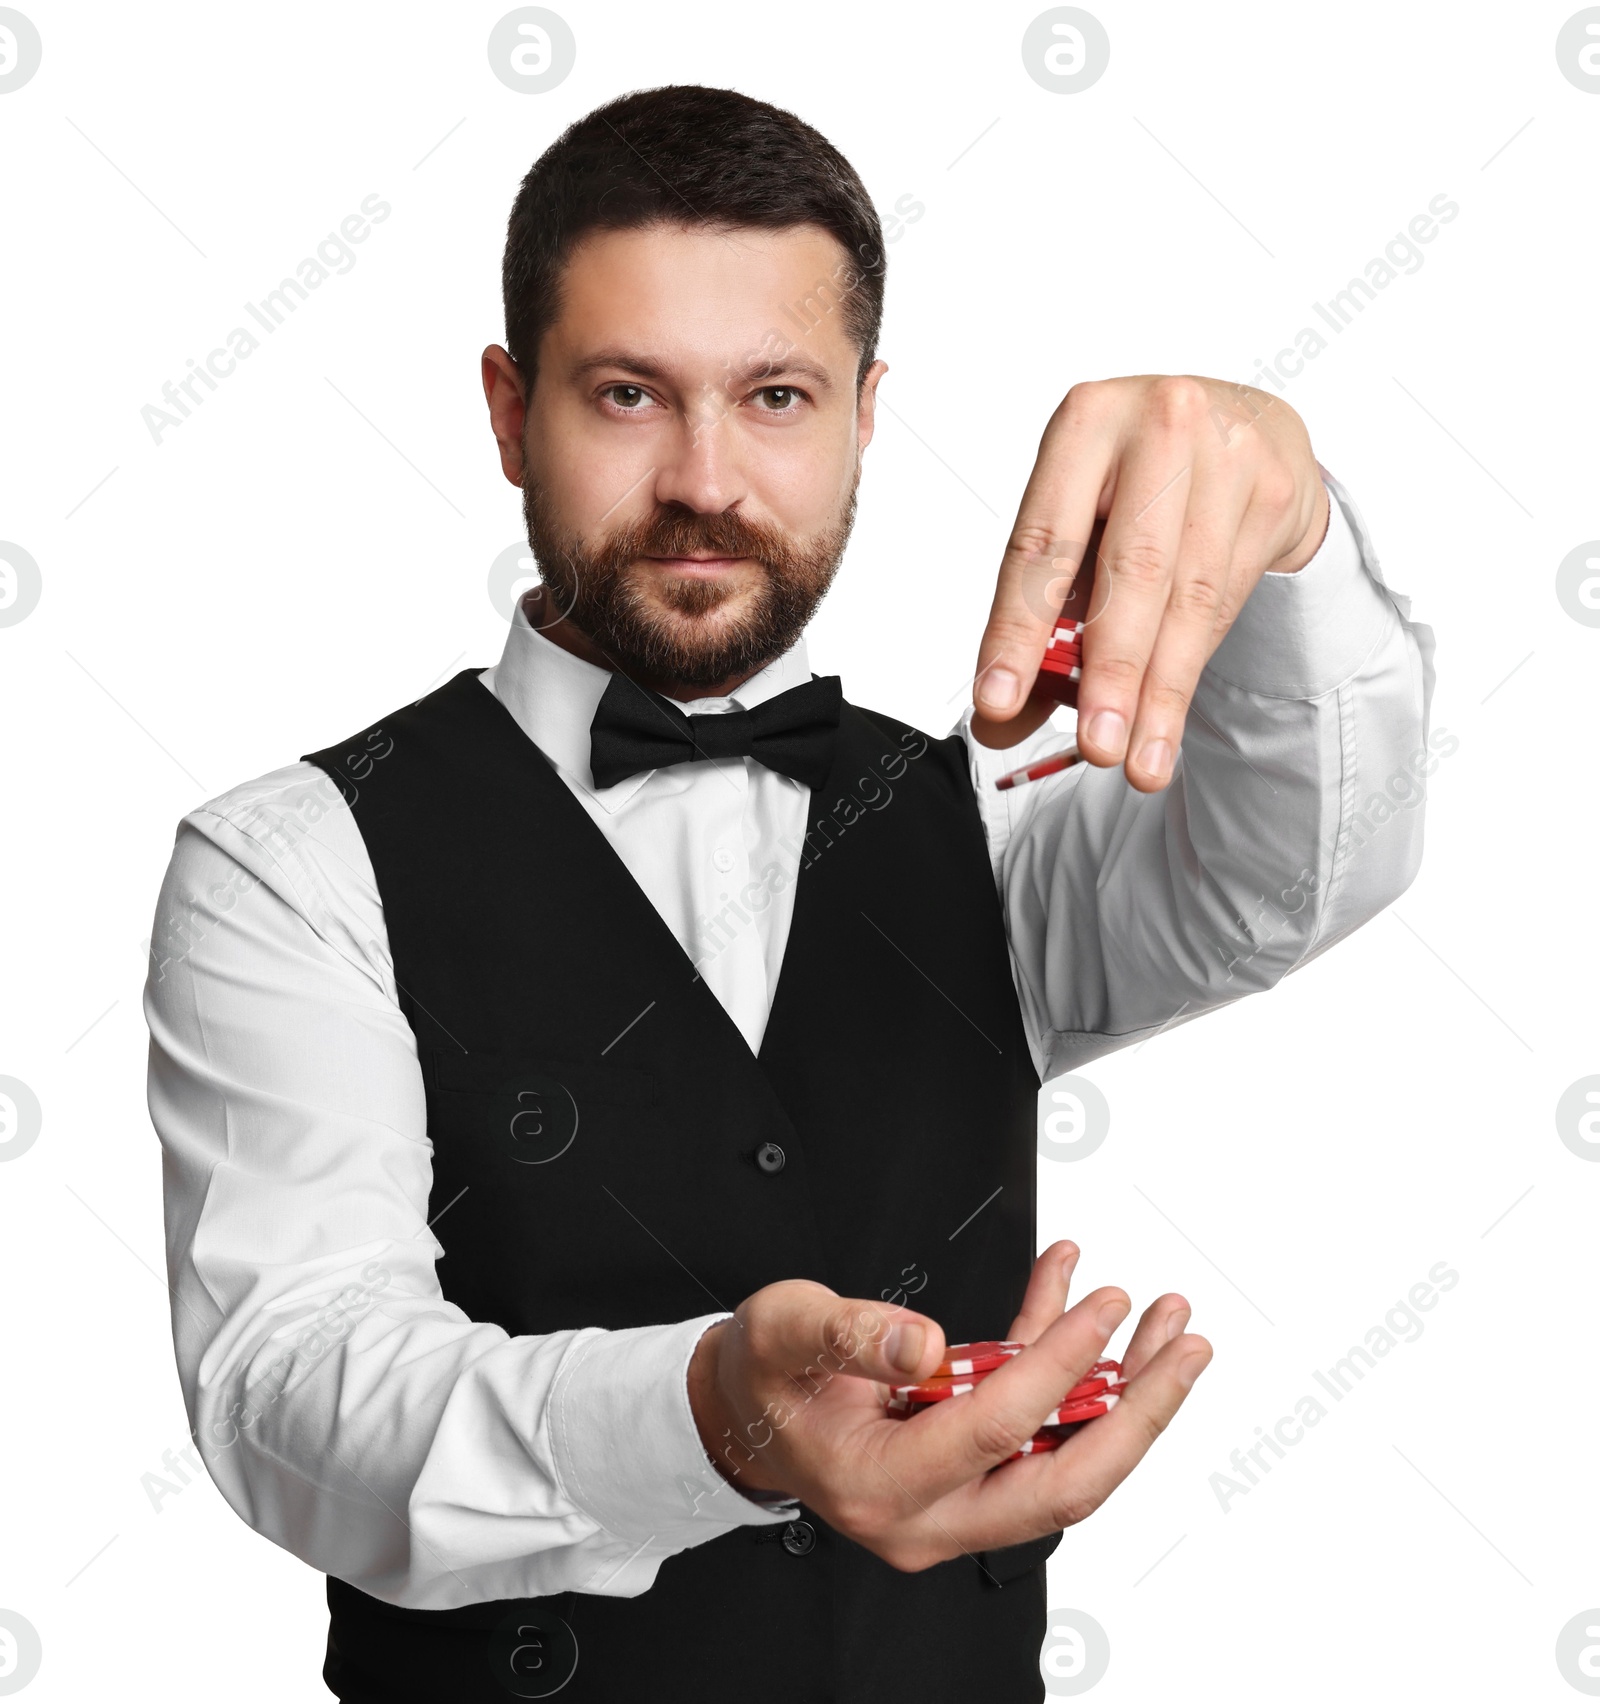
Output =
[
  {"x1": 961, "y1": 469, "x2": 1437, "y2": 1080},
  {"x1": 143, "y1": 766, "x2": 790, "y2": 1614}
]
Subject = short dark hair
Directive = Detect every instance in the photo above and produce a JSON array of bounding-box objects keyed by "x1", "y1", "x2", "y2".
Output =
[{"x1": 501, "y1": 85, "x2": 885, "y2": 395}]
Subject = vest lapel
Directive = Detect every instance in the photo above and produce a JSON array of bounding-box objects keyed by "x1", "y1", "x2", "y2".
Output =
[{"x1": 454, "y1": 669, "x2": 780, "y2": 1074}]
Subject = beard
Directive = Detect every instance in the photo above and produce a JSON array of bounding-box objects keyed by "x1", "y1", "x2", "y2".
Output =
[{"x1": 521, "y1": 465, "x2": 859, "y2": 689}]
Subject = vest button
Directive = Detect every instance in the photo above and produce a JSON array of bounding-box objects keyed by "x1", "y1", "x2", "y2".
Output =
[
  {"x1": 755, "y1": 1141, "x2": 786, "y2": 1175},
  {"x1": 781, "y1": 1519, "x2": 816, "y2": 1556}
]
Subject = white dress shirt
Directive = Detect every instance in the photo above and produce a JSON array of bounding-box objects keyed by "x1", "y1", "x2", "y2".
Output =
[
  {"x1": 143, "y1": 468, "x2": 1434, "y2": 1608},
  {"x1": 482, "y1": 613, "x2": 815, "y2": 1059}
]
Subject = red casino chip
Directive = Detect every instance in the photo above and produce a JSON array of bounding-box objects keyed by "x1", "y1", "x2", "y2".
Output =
[
  {"x1": 933, "y1": 1341, "x2": 1025, "y2": 1377},
  {"x1": 994, "y1": 745, "x2": 1082, "y2": 790},
  {"x1": 1000, "y1": 1432, "x2": 1066, "y2": 1462},
  {"x1": 1042, "y1": 1387, "x2": 1124, "y2": 1426},
  {"x1": 1031, "y1": 594, "x2": 1093, "y2": 708},
  {"x1": 886, "y1": 1383, "x2": 977, "y2": 1408},
  {"x1": 892, "y1": 1377, "x2": 979, "y2": 1402},
  {"x1": 1051, "y1": 1369, "x2": 1118, "y2": 1404},
  {"x1": 890, "y1": 1369, "x2": 1111, "y2": 1407},
  {"x1": 888, "y1": 1360, "x2": 1124, "y2": 1411}
]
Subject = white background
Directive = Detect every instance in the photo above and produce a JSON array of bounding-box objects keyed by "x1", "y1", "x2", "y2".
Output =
[{"x1": 1, "y1": 1, "x2": 1596, "y2": 1698}]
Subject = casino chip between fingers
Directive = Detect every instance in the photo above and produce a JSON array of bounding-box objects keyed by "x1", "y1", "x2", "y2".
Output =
[{"x1": 885, "y1": 1341, "x2": 1129, "y2": 1465}]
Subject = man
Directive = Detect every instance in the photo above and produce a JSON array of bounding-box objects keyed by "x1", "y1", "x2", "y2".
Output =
[{"x1": 144, "y1": 84, "x2": 1434, "y2": 1702}]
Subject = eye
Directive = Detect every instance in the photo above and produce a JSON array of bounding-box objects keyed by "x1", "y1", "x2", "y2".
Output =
[
  {"x1": 602, "y1": 383, "x2": 656, "y2": 412},
  {"x1": 752, "y1": 385, "x2": 804, "y2": 413}
]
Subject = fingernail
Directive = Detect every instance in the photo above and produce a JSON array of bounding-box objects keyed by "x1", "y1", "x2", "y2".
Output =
[
  {"x1": 1165, "y1": 1308, "x2": 1191, "y2": 1342},
  {"x1": 1177, "y1": 1350, "x2": 1209, "y2": 1388},
  {"x1": 980, "y1": 668, "x2": 1019, "y2": 712},
  {"x1": 886, "y1": 1323, "x2": 925, "y2": 1372},
  {"x1": 1097, "y1": 1297, "x2": 1129, "y2": 1334},
  {"x1": 1060, "y1": 1244, "x2": 1080, "y2": 1281},
  {"x1": 1085, "y1": 709, "x2": 1127, "y2": 756},
  {"x1": 1138, "y1": 739, "x2": 1172, "y2": 782}
]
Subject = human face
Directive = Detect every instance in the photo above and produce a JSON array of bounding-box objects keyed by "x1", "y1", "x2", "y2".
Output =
[{"x1": 483, "y1": 221, "x2": 887, "y2": 694}]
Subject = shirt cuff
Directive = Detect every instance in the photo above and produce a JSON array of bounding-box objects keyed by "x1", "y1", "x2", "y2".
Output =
[
  {"x1": 546, "y1": 1313, "x2": 797, "y2": 1576},
  {"x1": 954, "y1": 704, "x2": 1075, "y2": 870},
  {"x1": 1203, "y1": 470, "x2": 1401, "y2": 699}
]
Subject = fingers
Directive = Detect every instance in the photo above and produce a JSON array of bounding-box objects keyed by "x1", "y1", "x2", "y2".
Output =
[
  {"x1": 1007, "y1": 1240, "x2": 1081, "y2": 1344},
  {"x1": 1032, "y1": 1331, "x2": 1213, "y2": 1523},
  {"x1": 1117, "y1": 469, "x2": 1250, "y2": 792},
  {"x1": 948, "y1": 1330, "x2": 1213, "y2": 1552},
  {"x1": 1117, "y1": 1292, "x2": 1191, "y2": 1382},
  {"x1": 1121, "y1": 451, "x2": 1320, "y2": 789},
  {"x1": 970, "y1": 519, "x2": 1105, "y2": 751},
  {"x1": 978, "y1": 375, "x2": 1324, "y2": 791},
  {"x1": 885, "y1": 1285, "x2": 1132, "y2": 1505},
  {"x1": 1072, "y1": 382, "x2": 1205, "y2": 773},
  {"x1": 973, "y1": 393, "x2": 1114, "y2": 725}
]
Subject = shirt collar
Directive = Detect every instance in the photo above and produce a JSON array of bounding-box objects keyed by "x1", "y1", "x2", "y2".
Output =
[{"x1": 480, "y1": 597, "x2": 815, "y2": 811}]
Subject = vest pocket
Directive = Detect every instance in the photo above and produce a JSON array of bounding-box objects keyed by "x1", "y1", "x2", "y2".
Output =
[{"x1": 976, "y1": 1527, "x2": 1063, "y2": 1586}]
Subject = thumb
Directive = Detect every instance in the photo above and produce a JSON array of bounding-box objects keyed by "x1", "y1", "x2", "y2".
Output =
[{"x1": 803, "y1": 1292, "x2": 948, "y2": 1385}]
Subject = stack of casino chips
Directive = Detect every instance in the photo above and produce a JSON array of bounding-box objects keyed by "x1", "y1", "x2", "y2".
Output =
[
  {"x1": 886, "y1": 1340, "x2": 1127, "y2": 1462},
  {"x1": 1031, "y1": 611, "x2": 1085, "y2": 709}
]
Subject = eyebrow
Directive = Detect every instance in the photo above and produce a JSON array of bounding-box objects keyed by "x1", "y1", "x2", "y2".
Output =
[{"x1": 569, "y1": 348, "x2": 836, "y2": 393}]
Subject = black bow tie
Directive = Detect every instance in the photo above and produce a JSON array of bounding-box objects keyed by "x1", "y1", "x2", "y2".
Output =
[{"x1": 588, "y1": 671, "x2": 842, "y2": 790}]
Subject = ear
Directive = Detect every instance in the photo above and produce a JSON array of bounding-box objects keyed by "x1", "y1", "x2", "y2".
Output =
[
  {"x1": 482, "y1": 345, "x2": 529, "y2": 486},
  {"x1": 856, "y1": 359, "x2": 888, "y2": 454}
]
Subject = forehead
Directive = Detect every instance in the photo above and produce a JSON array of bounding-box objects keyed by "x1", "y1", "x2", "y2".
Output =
[{"x1": 546, "y1": 221, "x2": 860, "y2": 377}]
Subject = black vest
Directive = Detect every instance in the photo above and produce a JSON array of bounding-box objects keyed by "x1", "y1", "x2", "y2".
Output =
[{"x1": 303, "y1": 668, "x2": 1057, "y2": 1704}]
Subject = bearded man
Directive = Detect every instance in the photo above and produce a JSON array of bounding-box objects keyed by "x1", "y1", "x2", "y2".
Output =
[{"x1": 144, "y1": 83, "x2": 1434, "y2": 1703}]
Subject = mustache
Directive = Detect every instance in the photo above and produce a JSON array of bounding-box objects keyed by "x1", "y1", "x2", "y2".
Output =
[{"x1": 596, "y1": 507, "x2": 797, "y2": 571}]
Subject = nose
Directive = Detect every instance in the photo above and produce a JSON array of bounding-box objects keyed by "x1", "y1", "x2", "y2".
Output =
[{"x1": 650, "y1": 386, "x2": 748, "y2": 516}]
